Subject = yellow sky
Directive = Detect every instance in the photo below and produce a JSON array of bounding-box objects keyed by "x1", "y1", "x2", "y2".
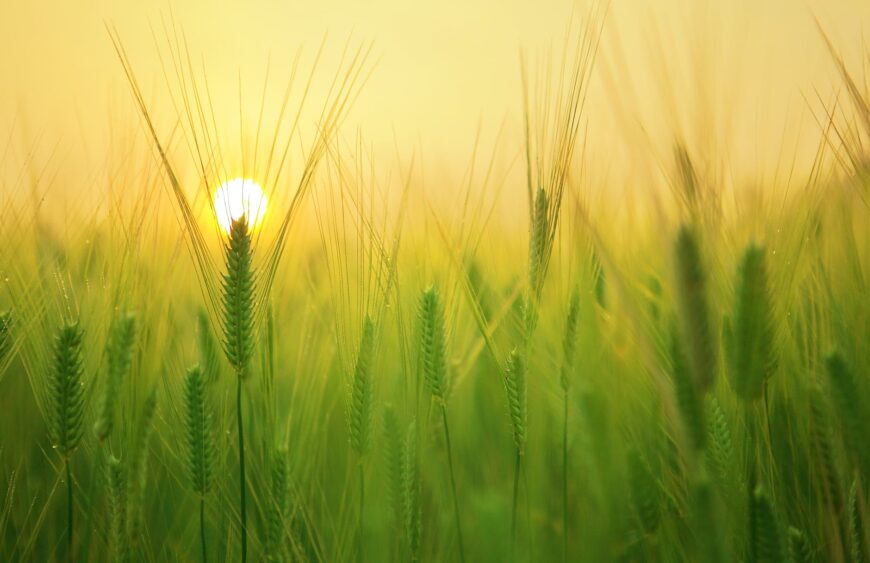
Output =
[{"x1": 1, "y1": 0, "x2": 868, "y2": 206}]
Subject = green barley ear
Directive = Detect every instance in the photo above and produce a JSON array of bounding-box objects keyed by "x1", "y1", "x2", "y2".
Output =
[
  {"x1": 382, "y1": 405, "x2": 404, "y2": 526},
  {"x1": 730, "y1": 245, "x2": 775, "y2": 401},
  {"x1": 95, "y1": 313, "x2": 136, "y2": 441},
  {"x1": 705, "y1": 396, "x2": 734, "y2": 487},
  {"x1": 850, "y1": 479, "x2": 866, "y2": 563},
  {"x1": 673, "y1": 225, "x2": 717, "y2": 393},
  {"x1": 197, "y1": 308, "x2": 222, "y2": 383},
  {"x1": 787, "y1": 527, "x2": 814, "y2": 563},
  {"x1": 183, "y1": 365, "x2": 214, "y2": 496},
  {"x1": 751, "y1": 485, "x2": 786, "y2": 563},
  {"x1": 127, "y1": 388, "x2": 157, "y2": 546},
  {"x1": 522, "y1": 188, "x2": 549, "y2": 340},
  {"x1": 503, "y1": 347, "x2": 527, "y2": 455},
  {"x1": 418, "y1": 285, "x2": 448, "y2": 402},
  {"x1": 808, "y1": 385, "x2": 843, "y2": 514},
  {"x1": 267, "y1": 448, "x2": 289, "y2": 559},
  {"x1": 48, "y1": 321, "x2": 86, "y2": 457},
  {"x1": 349, "y1": 315, "x2": 375, "y2": 457},
  {"x1": 669, "y1": 321, "x2": 705, "y2": 451},
  {"x1": 402, "y1": 421, "x2": 421, "y2": 561},
  {"x1": 824, "y1": 351, "x2": 868, "y2": 470},
  {"x1": 528, "y1": 187, "x2": 549, "y2": 295},
  {"x1": 223, "y1": 216, "x2": 256, "y2": 562},
  {"x1": 106, "y1": 454, "x2": 129, "y2": 563},
  {"x1": 560, "y1": 289, "x2": 580, "y2": 391},
  {"x1": 222, "y1": 217, "x2": 256, "y2": 379},
  {"x1": 0, "y1": 311, "x2": 12, "y2": 364},
  {"x1": 627, "y1": 448, "x2": 661, "y2": 535}
]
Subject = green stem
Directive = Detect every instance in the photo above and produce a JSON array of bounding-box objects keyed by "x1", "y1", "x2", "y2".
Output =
[
  {"x1": 237, "y1": 377, "x2": 247, "y2": 563},
  {"x1": 359, "y1": 462, "x2": 365, "y2": 563},
  {"x1": 66, "y1": 458, "x2": 73, "y2": 556},
  {"x1": 511, "y1": 450, "x2": 521, "y2": 561},
  {"x1": 744, "y1": 405, "x2": 758, "y2": 563},
  {"x1": 200, "y1": 497, "x2": 208, "y2": 563},
  {"x1": 523, "y1": 452, "x2": 532, "y2": 559},
  {"x1": 441, "y1": 405, "x2": 466, "y2": 563},
  {"x1": 562, "y1": 391, "x2": 569, "y2": 563}
]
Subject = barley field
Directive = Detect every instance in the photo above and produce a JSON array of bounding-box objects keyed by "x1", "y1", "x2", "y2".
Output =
[{"x1": 0, "y1": 1, "x2": 868, "y2": 562}]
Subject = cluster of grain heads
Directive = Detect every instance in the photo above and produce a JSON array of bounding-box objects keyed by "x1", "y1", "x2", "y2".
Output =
[
  {"x1": 503, "y1": 348, "x2": 527, "y2": 455},
  {"x1": 560, "y1": 290, "x2": 580, "y2": 561},
  {"x1": 183, "y1": 365, "x2": 215, "y2": 563},
  {"x1": 106, "y1": 454, "x2": 129, "y2": 563},
  {"x1": 729, "y1": 245, "x2": 775, "y2": 401},
  {"x1": 183, "y1": 366, "x2": 214, "y2": 496},
  {"x1": 382, "y1": 405, "x2": 404, "y2": 530},
  {"x1": 668, "y1": 320, "x2": 706, "y2": 452},
  {"x1": 349, "y1": 315, "x2": 375, "y2": 459},
  {"x1": 0, "y1": 310, "x2": 12, "y2": 364},
  {"x1": 221, "y1": 216, "x2": 256, "y2": 562},
  {"x1": 503, "y1": 346, "x2": 527, "y2": 556},
  {"x1": 808, "y1": 385, "x2": 844, "y2": 518},
  {"x1": 267, "y1": 448, "x2": 290, "y2": 561},
  {"x1": 750, "y1": 486, "x2": 786, "y2": 563},
  {"x1": 673, "y1": 225, "x2": 717, "y2": 394},
  {"x1": 47, "y1": 320, "x2": 85, "y2": 552},
  {"x1": 522, "y1": 187, "x2": 550, "y2": 341},
  {"x1": 48, "y1": 322, "x2": 86, "y2": 457},
  {"x1": 349, "y1": 315, "x2": 375, "y2": 559},
  {"x1": 527, "y1": 187, "x2": 549, "y2": 298},
  {"x1": 418, "y1": 286, "x2": 449, "y2": 402},
  {"x1": 222, "y1": 217, "x2": 256, "y2": 380},
  {"x1": 704, "y1": 397, "x2": 735, "y2": 489},
  {"x1": 668, "y1": 226, "x2": 730, "y2": 561},
  {"x1": 824, "y1": 352, "x2": 868, "y2": 473},
  {"x1": 807, "y1": 384, "x2": 853, "y2": 557},
  {"x1": 94, "y1": 313, "x2": 136, "y2": 441},
  {"x1": 627, "y1": 449, "x2": 661, "y2": 536},
  {"x1": 417, "y1": 285, "x2": 465, "y2": 563},
  {"x1": 504, "y1": 348, "x2": 528, "y2": 550},
  {"x1": 402, "y1": 421, "x2": 422, "y2": 562},
  {"x1": 127, "y1": 389, "x2": 157, "y2": 548}
]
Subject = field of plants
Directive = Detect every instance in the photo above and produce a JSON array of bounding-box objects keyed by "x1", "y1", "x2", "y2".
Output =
[{"x1": 0, "y1": 8, "x2": 868, "y2": 563}]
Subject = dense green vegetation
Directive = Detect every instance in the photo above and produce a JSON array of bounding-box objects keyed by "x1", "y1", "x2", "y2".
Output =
[{"x1": 0, "y1": 21, "x2": 868, "y2": 563}]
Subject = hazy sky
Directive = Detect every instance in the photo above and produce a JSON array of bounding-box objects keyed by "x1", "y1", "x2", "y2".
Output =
[{"x1": 1, "y1": 0, "x2": 869, "y2": 201}]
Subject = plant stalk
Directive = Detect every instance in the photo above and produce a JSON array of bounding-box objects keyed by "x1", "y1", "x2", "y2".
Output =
[
  {"x1": 66, "y1": 458, "x2": 73, "y2": 555},
  {"x1": 511, "y1": 450, "x2": 521, "y2": 561},
  {"x1": 359, "y1": 462, "x2": 365, "y2": 562},
  {"x1": 200, "y1": 497, "x2": 208, "y2": 563},
  {"x1": 562, "y1": 391, "x2": 569, "y2": 563},
  {"x1": 441, "y1": 405, "x2": 466, "y2": 563},
  {"x1": 237, "y1": 377, "x2": 247, "y2": 563}
]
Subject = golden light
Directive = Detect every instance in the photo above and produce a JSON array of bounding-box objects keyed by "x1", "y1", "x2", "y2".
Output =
[{"x1": 213, "y1": 178, "x2": 268, "y2": 234}]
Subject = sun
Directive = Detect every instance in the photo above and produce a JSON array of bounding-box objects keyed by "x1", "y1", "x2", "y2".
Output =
[{"x1": 213, "y1": 178, "x2": 268, "y2": 234}]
